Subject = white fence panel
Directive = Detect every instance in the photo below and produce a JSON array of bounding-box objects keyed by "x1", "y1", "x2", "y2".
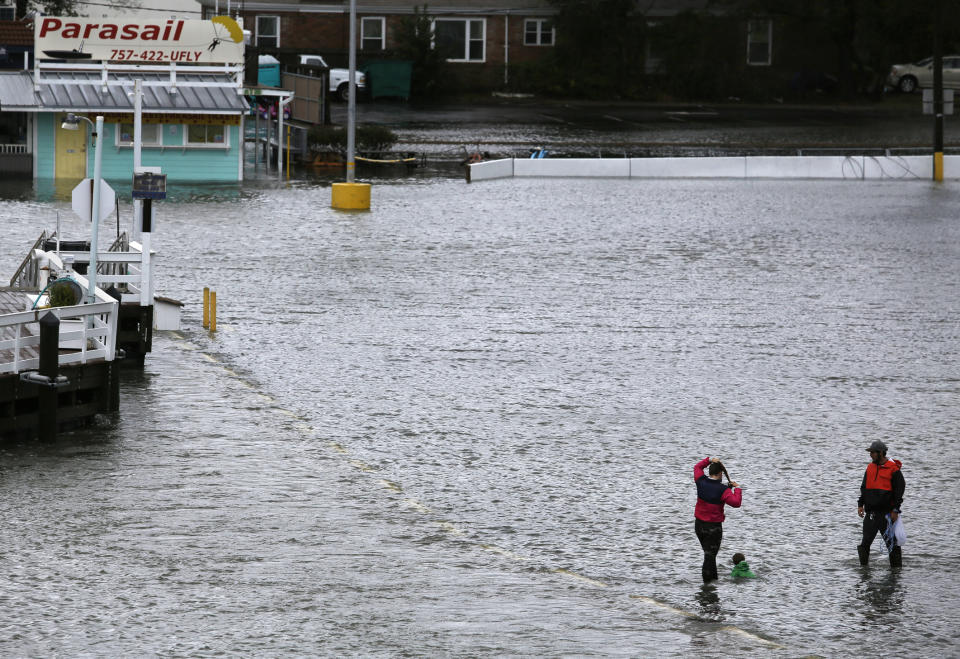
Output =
[
  {"x1": 745, "y1": 156, "x2": 855, "y2": 179},
  {"x1": 630, "y1": 157, "x2": 747, "y2": 178},
  {"x1": 468, "y1": 155, "x2": 960, "y2": 182},
  {"x1": 468, "y1": 158, "x2": 514, "y2": 182},
  {"x1": 514, "y1": 158, "x2": 630, "y2": 178},
  {"x1": 862, "y1": 155, "x2": 932, "y2": 179}
]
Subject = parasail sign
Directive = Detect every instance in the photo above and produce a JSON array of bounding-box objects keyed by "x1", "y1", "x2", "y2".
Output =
[{"x1": 35, "y1": 16, "x2": 244, "y2": 64}]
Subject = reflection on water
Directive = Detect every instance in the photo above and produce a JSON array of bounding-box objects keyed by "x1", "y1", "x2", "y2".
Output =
[
  {"x1": 694, "y1": 584, "x2": 723, "y2": 621},
  {"x1": 856, "y1": 570, "x2": 904, "y2": 619}
]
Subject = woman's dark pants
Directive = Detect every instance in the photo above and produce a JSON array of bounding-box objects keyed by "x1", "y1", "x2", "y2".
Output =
[{"x1": 695, "y1": 518, "x2": 723, "y2": 582}]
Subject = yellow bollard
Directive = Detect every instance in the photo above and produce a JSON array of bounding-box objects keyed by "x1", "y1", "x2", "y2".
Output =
[
  {"x1": 210, "y1": 291, "x2": 217, "y2": 332},
  {"x1": 331, "y1": 182, "x2": 371, "y2": 210},
  {"x1": 934, "y1": 151, "x2": 944, "y2": 182},
  {"x1": 203, "y1": 287, "x2": 209, "y2": 328}
]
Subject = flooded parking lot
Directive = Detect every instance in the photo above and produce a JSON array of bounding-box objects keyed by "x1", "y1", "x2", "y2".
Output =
[
  {"x1": 340, "y1": 97, "x2": 960, "y2": 159},
  {"x1": 1, "y1": 168, "x2": 959, "y2": 656}
]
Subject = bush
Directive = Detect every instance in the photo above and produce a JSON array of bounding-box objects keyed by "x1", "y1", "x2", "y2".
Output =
[
  {"x1": 48, "y1": 279, "x2": 80, "y2": 307},
  {"x1": 307, "y1": 125, "x2": 397, "y2": 157}
]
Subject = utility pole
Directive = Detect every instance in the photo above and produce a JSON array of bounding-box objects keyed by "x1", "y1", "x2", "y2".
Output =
[{"x1": 933, "y1": 0, "x2": 944, "y2": 182}]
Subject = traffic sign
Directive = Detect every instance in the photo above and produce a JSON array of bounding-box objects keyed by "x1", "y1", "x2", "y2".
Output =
[{"x1": 71, "y1": 178, "x2": 115, "y2": 222}]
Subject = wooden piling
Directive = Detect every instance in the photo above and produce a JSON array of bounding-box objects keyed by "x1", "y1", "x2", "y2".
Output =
[
  {"x1": 210, "y1": 291, "x2": 217, "y2": 332},
  {"x1": 203, "y1": 287, "x2": 210, "y2": 328},
  {"x1": 37, "y1": 311, "x2": 59, "y2": 442}
]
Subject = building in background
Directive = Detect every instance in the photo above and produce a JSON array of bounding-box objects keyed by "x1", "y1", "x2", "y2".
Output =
[{"x1": 0, "y1": 14, "x2": 249, "y2": 183}]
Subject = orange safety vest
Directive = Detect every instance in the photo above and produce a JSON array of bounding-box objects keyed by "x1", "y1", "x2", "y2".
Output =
[{"x1": 865, "y1": 459, "x2": 901, "y2": 490}]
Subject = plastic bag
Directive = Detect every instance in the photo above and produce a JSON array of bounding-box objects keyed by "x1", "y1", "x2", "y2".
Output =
[
  {"x1": 891, "y1": 515, "x2": 906, "y2": 546},
  {"x1": 883, "y1": 513, "x2": 906, "y2": 551}
]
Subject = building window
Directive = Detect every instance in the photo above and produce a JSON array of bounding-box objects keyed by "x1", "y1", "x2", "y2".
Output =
[
  {"x1": 361, "y1": 17, "x2": 386, "y2": 51},
  {"x1": 433, "y1": 18, "x2": 485, "y2": 62},
  {"x1": 523, "y1": 19, "x2": 554, "y2": 46},
  {"x1": 747, "y1": 18, "x2": 771, "y2": 66},
  {"x1": 186, "y1": 124, "x2": 227, "y2": 146},
  {"x1": 256, "y1": 16, "x2": 280, "y2": 48},
  {"x1": 117, "y1": 123, "x2": 161, "y2": 146},
  {"x1": 0, "y1": 7, "x2": 14, "y2": 20}
]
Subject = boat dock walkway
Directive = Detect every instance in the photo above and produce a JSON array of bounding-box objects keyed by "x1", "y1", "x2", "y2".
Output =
[{"x1": 1, "y1": 231, "x2": 154, "y2": 440}]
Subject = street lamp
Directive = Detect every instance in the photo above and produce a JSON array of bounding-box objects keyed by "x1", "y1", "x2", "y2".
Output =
[{"x1": 60, "y1": 112, "x2": 105, "y2": 305}]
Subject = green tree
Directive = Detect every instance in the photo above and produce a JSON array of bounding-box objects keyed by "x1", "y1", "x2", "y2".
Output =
[
  {"x1": 392, "y1": 5, "x2": 448, "y2": 99},
  {"x1": 549, "y1": 0, "x2": 648, "y2": 97}
]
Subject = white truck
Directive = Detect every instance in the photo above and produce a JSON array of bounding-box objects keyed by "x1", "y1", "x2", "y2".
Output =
[{"x1": 298, "y1": 54, "x2": 367, "y2": 101}]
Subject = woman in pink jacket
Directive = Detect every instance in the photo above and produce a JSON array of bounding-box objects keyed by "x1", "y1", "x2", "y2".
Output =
[{"x1": 694, "y1": 456, "x2": 742, "y2": 582}]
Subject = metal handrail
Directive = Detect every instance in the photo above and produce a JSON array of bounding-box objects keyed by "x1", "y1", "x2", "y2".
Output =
[{"x1": 9, "y1": 231, "x2": 48, "y2": 288}]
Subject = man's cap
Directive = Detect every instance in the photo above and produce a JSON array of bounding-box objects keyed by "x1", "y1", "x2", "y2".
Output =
[{"x1": 866, "y1": 440, "x2": 888, "y2": 453}]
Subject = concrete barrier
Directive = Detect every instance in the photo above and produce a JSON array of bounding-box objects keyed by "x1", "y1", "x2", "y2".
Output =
[{"x1": 467, "y1": 155, "x2": 959, "y2": 182}]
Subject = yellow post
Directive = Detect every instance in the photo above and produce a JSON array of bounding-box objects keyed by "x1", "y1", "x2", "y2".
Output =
[
  {"x1": 331, "y1": 182, "x2": 371, "y2": 210},
  {"x1": 210, "y1": 291, "x2": 217, "y2": 332},
  {"x1": 934, "y1": 151, "x2": 944, "y2": 182},
  {"x1": 203, "y1": 286, "x2": 209, "y2": 328}
]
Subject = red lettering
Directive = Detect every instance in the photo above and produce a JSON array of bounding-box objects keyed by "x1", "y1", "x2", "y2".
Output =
[
  {"x1": 161, "y1": 20, "x2": 173, "y2": 40},
  {"x1": 194, "y1": 51, "x2": 201, "y2": 61},
  {"x1": 121, "y1": 24, "x2": 138, "y2": 40},
  {"x1": 99, "y1": 24, "x2": 118, "y2": 39},
  {"x1": 173, "y1": 21, "x2": 184, "y2": 40},
  {"x1": 38, "y1": 18, "x2": 62, "y2": 37},
  {"x1": 141, "y1": 25, "x2": 160, "y2": 40},
  {"x1": 82, "y1": 23, "x2": 99, "y2": 39},
  {"x1": 62, "y1": 23, "x2": 81, "y2": 39}
]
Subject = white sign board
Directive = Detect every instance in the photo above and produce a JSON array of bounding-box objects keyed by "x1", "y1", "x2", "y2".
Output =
[
  {"x1": 72, "y1": 178, "x2": 116, "y2": 222},
  {"x1": 35, "y1": 16, "x2": 244, "y2": 64}
]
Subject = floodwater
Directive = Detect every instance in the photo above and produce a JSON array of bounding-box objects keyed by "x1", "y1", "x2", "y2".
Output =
[
  {"x1": 344, "y1": 99, "x2": 960, "y2": 159},
  {"x1": 1, "y1": 169, "x2": 959, "y2": 657}
]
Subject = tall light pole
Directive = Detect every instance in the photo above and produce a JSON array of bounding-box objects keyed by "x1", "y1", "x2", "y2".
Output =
[
  {"x1": 330, "y1": 0, "x2": 371, "y2": 210},
  {"x1": 933, "y1": 0, "x2": 944, "y2": 182},
  {"x1": 346, "y1": 0, "x2": 357, "y2": 184},
  {"x1": 61, "y1": 113, "x2": 105, "y2": 304}
]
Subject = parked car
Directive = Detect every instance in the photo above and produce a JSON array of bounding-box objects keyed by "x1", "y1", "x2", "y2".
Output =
[
  {"x1": 298, "y1": 54, "x2": 367, "y2": 101},
  {"x1": 887, "y1": 55, "x2": 960, "y2": 93}
]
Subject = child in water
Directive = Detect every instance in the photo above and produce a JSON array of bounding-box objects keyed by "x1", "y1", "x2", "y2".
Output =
[{"x1": 730, "y1": 552, "x2": 756, "y2": 578}]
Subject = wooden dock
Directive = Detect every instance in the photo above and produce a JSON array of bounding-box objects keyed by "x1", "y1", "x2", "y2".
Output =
[{"x1": 0, "y1": 230, "x2": 150, "y2": 441}]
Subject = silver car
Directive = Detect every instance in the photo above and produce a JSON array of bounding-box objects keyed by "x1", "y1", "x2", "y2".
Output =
[{"x1": 887, "y1": 55, "x2": 960, "y2": 93}]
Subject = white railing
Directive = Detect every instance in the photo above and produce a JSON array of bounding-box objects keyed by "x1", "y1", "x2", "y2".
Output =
[
  {"x1": 0, "y1": 277, "x2": 118, "y2": 375},
  {"x1": 0, "y1": 144, "x2": 28, "y2": 154},
  {"x1": 40, "y1": 235, "x2": 152, "y2": 306}
]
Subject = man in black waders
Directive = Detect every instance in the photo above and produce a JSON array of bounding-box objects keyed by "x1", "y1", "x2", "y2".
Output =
[{"x1": 857, "y1": 440, "x2": 905, "y2": 567}]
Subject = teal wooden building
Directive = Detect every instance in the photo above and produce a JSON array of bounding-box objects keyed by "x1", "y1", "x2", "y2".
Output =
[{"x1": 0, "y1": 63, "x2": 249, "y2": 183}]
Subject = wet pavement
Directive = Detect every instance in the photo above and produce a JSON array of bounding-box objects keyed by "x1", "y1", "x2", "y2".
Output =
[{"x1": 333, "y1": 95, "x2": 960, "y2": 159}]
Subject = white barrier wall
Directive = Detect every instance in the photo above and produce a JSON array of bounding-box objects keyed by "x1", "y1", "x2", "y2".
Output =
[
  {"x1": 630, "y1": 157, "x2": 746, "y2": 178},
  {"x1": 468, "y1": 155, "x2": 960, "y2": 182},
  {"x1": 514, "y1": 158, "x2": 631, "y2": 178},
  {"x1": 467, "y1": 158, "x2": 514, "y2": 182}
]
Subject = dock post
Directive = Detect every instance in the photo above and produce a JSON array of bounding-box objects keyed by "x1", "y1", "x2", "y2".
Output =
[
  {"x1": 210, "y1": 291, "x2": 217, "y2": 332},
  {"x1": 203, "y1": 287, "x2": 210, "y2": 328},
  {"x1": 108, "y1": 358, "x2": 121, "y2": 411},
  {"x1": 37, "y1": 311, "x2": 60, "y2": 442}
]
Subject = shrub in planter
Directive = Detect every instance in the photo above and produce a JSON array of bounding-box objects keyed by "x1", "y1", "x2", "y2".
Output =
[
  {"x1": 307, "y1": 125, "x2": 397, "y2": 157},
  {"x1": 47, "y1": 279, "x2": 82, "y2": 307}
]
